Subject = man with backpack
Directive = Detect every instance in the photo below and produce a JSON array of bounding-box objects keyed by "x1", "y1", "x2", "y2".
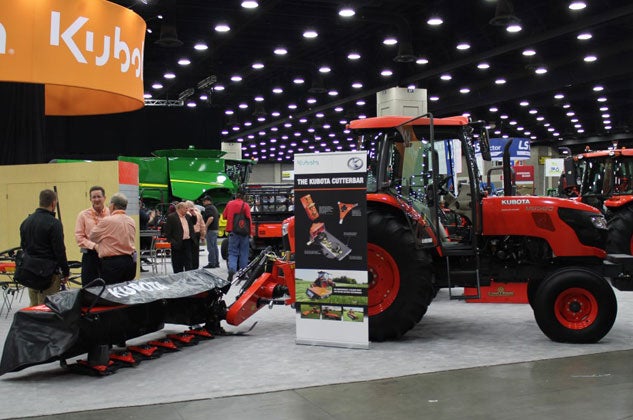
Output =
[
  {"x1": 18, "y1": 189, "x2": 70, "y2": 306},
  {"x1": 222, "y1": 191, "x2": 252, "y2": 281}
]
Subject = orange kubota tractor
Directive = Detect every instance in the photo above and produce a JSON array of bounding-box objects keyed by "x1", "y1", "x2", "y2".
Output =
[
  {"x1": 560, "y1": 148, "x2": 633, "y2": 254},
  {"x1": 5, "y1": 114, "x2": 633, "y2": 376},
  {"x1": 225, "y1": 114, "x2": 633, "y2": 344}
]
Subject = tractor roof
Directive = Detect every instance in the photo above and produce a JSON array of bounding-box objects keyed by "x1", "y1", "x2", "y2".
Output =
[
  {"x1": 347, "y1": 115, "x2": 469, "y2": 130},
  {"x1": 577, "y1": 149, "x2": 633, "y2": 159}
]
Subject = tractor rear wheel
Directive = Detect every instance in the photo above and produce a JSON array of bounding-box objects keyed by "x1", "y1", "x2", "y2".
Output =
[
  {"x1": 606, "y1": 206, "x2": 633, "y2": 255},
  {"x1": 367, "y1": 209, "x2": 434, "y2": 341},
  {"x1": 533, "y1": 268, "x2": 616, "y2": 343}
]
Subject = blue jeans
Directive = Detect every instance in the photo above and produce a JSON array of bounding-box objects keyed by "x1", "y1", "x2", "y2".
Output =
[
  {"x1": 228, "y1": 232, "x2": 250, "y2": 273},
  {"x1": 206, "y1": 230, "x2": 219, "y2": 266}
]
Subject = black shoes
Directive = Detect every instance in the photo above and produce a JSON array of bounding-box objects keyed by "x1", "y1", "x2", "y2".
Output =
[{"x1": 203, "y1": 263, "x2": 220, "y2": 269}]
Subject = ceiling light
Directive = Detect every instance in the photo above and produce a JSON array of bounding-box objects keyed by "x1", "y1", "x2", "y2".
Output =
[
  {"x1": 274, "y1": 47, "x2": 288, "y2": 55},
  {"x1": 194, "y1": 43, "x2": 208, "y2": 51},
  {"x1": 593, "y1": 85, "x2": 604, "y2": 91},
  {"x1": 429, "y1": 96, "x2": 440, "y2": 101},
  {"x1": 348, "y1": 52, "x2": 361, "y2": 60},
  {"x1": 307, "y1": 98, "x2": 317, "y2": 104},
  {"x1": 230, "y1": 75, "x2": 243, "y2": 82},
  {"x1": 293, "y1": 77, "x2": 305, "y2": 84},
  {"x1": 416, "y1": 57, "x2": 429, "y2": 64},
  {"x1": 351, "y1": 82, "x2": 363, "y2": 89},
  {"x1": 252, "y1": 62, "x2": 264, "y2": 69},
  {"x1": 495, "y1": 78, "x2": 506, "y2": 85},
  {"x1": 554, "y1": 93, "x2": 565, "y2": 99},
  {"x1": 522, "y1": 49, "x2": 536, "y2": 56},
  {"x1": 519, "y1": 101, "x2": 529, "y2": 106},
  {"x1": 456, "y1": 42, "x2": 471, "y2": 50},
  {"x1": 164, "y1": 72, "x2": 175, "y2": 79},
  {"x1": 339, "y1": 7, "x2": 355, "y2": 17},
  {"x1": 584, "y1": 54, "x2": 597, "y2": 62},
  {"x1": 186, "y1": 102, "x2": 196, "y2": 108},
  {"x1": 477, "y1": 62, "x2": 490, "y2": 69},
  {"x1": 534, "y1": 66, "x2": 548, "y2": 74},
  {"x1": 319, "y1": 66, "x2": 331, "y2": 73},
  {"x1": 214, "y1": 84, "x2": 225, "y2": 91},
  {"x1": 427, "y1": 16, "x2": 443, "y2": 26},
  {"x1": 529, "y1": 109, "x2": 538, "y2": 114},
  {"x1": 599, "y1": 106, "x2": 609, "y2": 112},
  {"x1": 215, "y1": 23, "x2": 230, "y2": 32},
  {"x1": 143, "y1": 93, "x2": 152, "y2": 98},
  {"x1": 178, "y1": 58, "x2": 191, "y2": 66},
  {"x1": 568, "y1": 1, "x2": 586, "y2": 10},
  {"x1": 602, "y1": 114, "x2": 610, "y2": 118},
  {"x1": 272, "y1": 87, "x2": 283, "y2": 94},
  {"x1": 303, "y1": 29, "x2": 318, "y2": 39},
  {"x1": 241, "y1": 1, "x2": 258, "y2": 9},
  {"x1": 506, "y1": 22, "x2": 522, "y2": 32},
  {"x1": 459, "y1": 87, "x2": 470, "y2": 94},
  {"x1": 383, "y1": 37, "x2": 398, "y2": 46},
  {"x1": 254, "y1": 95, "x2": 264, "y2": 102},
  {"x1": 577, "y1": 32, "x2": 592, "y2": 40},
  {"x1": 152, "y1": 83, "x2": 163, "y2": 89},
  {"x1": 334, "y1": 107, "x2": 344, "y2": 112},
  {"x1": 440, "y1": 74, "x2": 452, "y2": 81},
  {"x1": 489, "y1": 107, "x2": 498, "y2": 112},
  {"x1": 381, "y1": 69, "x2": 393, "y2": 76},
  {"x1": 328, "y1": 90, "x2": 339, "y2": 96},
  {"x1": 225, "y1": 109, "x2": 234, "y2": 115},
  {"x1": 597, "y1": 97, "x2": 607, "y2": 102}
]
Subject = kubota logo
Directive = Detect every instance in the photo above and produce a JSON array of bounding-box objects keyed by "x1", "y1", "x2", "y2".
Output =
[
  {"x1": 502, "y1": 199, "x2": 531, "y2": 205},
  {"x1": 0, "y1": 22, "x2": 6, "y2": 54},
  {"x1": 50, "y1": 11, "x2": 143, "y2": 77}
]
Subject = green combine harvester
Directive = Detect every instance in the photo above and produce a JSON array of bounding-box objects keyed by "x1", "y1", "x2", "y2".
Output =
[{"x1": 119, "y1": 148, "x2": 253, "y2": 211}]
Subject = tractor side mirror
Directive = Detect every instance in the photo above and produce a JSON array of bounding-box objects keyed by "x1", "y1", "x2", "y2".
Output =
[{"x1": 479, "y1": 128, "x2": 492, "y2": 161}]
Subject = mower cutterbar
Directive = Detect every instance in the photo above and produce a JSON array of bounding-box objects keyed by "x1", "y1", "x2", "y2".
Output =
[{"x1": 0, "y1": 269, "x2": 229, "y2": 376}]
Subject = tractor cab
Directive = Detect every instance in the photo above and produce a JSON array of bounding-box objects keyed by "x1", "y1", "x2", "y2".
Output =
[{"x1": 349, "y1": 114, "x2": 493, "y2": 255}]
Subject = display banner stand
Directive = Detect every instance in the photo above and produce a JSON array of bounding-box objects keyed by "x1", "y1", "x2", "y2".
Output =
[{"x1": 293, "y1": 151, "x2": 368, "y2": 349}]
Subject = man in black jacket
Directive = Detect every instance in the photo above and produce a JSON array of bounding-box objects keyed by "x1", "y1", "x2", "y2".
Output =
[
  {"x1": 19, "y1": 189, "x2": 70, "y2": 306},
  {"x1": 163, "y1": 201, "x2": 196, "y2": 273}
]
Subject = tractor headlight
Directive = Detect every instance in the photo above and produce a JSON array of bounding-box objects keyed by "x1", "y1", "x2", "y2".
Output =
[{"x1": 590, "y1": 215, "x2": 608, "y2": 230}]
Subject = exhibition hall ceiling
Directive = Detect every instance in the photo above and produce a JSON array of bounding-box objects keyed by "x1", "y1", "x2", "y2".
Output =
[{"x1": 111, "y1": 0, "x2": 633, "y2": 162}]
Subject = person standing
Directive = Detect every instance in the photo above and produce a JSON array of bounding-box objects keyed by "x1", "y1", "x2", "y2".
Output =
[
  {"x1": 89, "y1": 192, "x2": 136, "y2": 285},
  {"x1": 222, "y1": 191, "x2": 252, "y2": 280},
  {"x1": 19, "y1": 189, "x2": 70, "y2": 306},
  {"x1": 185, "y1": 200, "x2": 206, "y2": 269},
  {"x1": 202, "y1": 196, "x2": 219, "y2": 268},
  {"x1": 74, "y1": 186, "x2": 109, "y2": 286},
  {"x1": 163, "y1": 202, "x2": 196, "y2": 273}
]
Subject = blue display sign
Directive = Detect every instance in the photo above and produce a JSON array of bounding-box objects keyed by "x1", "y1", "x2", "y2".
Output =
[{"x1": 476, "y1": 138, "x2": 531, "y2": 161}]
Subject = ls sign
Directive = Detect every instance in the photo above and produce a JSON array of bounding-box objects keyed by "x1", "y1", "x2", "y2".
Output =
[{"x1": 477, "y1": 138, "x2": 531, "y2": 161}]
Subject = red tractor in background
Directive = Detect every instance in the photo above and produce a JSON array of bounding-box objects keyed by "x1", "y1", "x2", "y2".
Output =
[
  {"x1": 225, "y1": 114, "x2": 633, "y2": 344},
  {"x1": 560, "y1": 148, "x2": 633, "y2": 254}
]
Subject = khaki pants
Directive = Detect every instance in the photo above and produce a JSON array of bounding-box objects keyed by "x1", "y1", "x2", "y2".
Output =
[{"x1": 28, "y1": 273, "x2": 62, "y2": 307}]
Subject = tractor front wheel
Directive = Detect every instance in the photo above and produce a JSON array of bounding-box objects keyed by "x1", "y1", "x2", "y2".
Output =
[{"x1": 533, "y1": 268, "x2": 616, "y2": 343}]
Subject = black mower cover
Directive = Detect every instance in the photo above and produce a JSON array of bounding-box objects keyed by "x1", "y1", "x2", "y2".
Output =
[{"x1": 0, "y1": 269, "x2": 229, "y2": 375}]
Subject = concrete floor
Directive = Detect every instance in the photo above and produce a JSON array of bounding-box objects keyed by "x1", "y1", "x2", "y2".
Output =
[
  {"x1": 3, "y1": 244, "x2": 633, "y2": 419},
  {"x1": 24, "y1": 349, "x2": 633, "y2": 420}
]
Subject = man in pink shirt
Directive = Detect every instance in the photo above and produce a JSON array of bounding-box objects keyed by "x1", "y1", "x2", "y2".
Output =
[
  {"x1": 89, "y1": 192, "x2": 136, "y2": 285},
  {"x1": 75, "y1": 186, "x2": 110, "y2": 286}
]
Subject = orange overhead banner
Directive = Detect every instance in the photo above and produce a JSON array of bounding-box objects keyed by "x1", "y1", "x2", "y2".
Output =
[{"x1": 0, "y1": 0, "x2": 146, "y2": 115}]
